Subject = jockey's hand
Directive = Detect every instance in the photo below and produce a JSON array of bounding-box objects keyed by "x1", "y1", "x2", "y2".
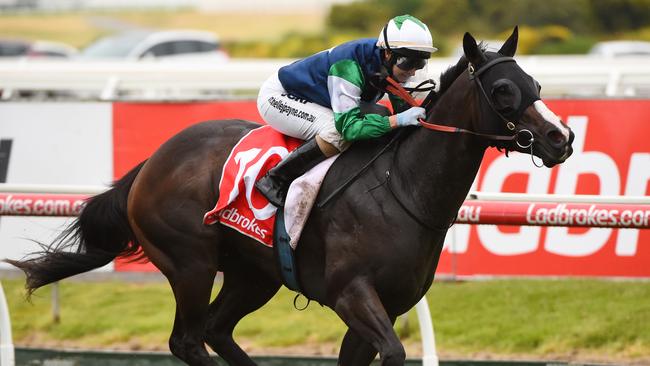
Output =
[{"x1": 395, "y1": 107, "x2": 426, "y2": 127}]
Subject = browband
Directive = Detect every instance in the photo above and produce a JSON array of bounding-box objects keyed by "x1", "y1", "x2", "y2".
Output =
[{"x1": 469, "y1": 57, "x2": 515, "y2": 79}]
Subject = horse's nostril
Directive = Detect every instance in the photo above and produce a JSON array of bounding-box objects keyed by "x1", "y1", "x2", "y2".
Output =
[{"x1": 547, "y1": 129, "x2": 565, "y2": 147}]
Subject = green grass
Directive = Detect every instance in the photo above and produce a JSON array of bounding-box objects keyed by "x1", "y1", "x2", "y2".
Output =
[
  {"x1": 425, "y1": 280, "x2": 650, "y2": 360},
  {"x1": 2, "y1": 278, "x2": 649, "y2": 362}
]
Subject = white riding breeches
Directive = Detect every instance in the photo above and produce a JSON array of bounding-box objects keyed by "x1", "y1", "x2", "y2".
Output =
[{"x1": 257, "y1": 73, "x2": 349, "y2": 151}]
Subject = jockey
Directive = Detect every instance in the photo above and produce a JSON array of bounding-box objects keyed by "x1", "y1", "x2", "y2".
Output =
[{"x1": 256, "y1": 14, "x2": 437, "y2": 207}]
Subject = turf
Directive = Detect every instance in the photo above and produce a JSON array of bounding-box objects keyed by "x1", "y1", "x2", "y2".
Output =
[{"x1": 2, "y1": 277, "x2": 649, "y2": 363}]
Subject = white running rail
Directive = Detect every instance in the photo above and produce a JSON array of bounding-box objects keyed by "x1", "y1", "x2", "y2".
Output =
[
  {"x1": 0, "y1": 183, "x2": 106, "y2": 195},
  {"x1": 1, "y1": 55, "x2": 649, "y2": 100},
  {"x1": 0, "y1": 282, "x2": 15, "y2": 366},
  {"x1": 1, "y1": 183, "x2": 648, "y2": 205},
  {"x1": 416, "y1": 298, "x2": 439, "y2": 366}
]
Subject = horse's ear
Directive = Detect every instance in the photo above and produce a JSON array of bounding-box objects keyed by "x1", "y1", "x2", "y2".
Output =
[
  {"x1": 463, "y1": 32, "x2": 485, "y2": 65},
  {"x1": 498, "y1": 26, "x2": 519, "y2": 57}
]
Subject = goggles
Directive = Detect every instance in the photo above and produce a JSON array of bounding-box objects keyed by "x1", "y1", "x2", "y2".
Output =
[{"x1": 395, "y1": 56, "x2": 427, "y2": 71}]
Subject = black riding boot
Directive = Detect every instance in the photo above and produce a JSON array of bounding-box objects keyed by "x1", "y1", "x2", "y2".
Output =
[{"x1": 255, "y1": 139, "x2": 327, "y2": 207}]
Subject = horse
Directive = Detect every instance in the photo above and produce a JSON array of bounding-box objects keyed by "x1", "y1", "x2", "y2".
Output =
[{"x1": 6, "y1": 28, "x2": 574, "y2": 366}]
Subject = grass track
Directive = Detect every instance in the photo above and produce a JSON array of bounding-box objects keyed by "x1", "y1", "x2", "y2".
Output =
[{"x1": 3, "y1": 277, "x2": 649, "y2": 363}]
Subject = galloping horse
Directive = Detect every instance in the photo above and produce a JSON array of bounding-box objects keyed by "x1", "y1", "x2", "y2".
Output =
[{"x1": 7, "y1": 28, "x2": 573, "y2": 366}]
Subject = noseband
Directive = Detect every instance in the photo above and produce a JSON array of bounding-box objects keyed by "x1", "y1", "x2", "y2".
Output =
[{"x1": 384, "y1": 56, "x2": 535, "y2": 150}]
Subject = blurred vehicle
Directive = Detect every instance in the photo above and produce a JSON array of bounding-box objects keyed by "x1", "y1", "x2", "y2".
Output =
[
  {"x1": 0, "y1": 39, "x2": 78, "y2": 58},
  {"x1": 0, "y1": 0, "x2": 37, "y2": 11},
  {"x1": 588, "y1": 41, "x2": 650, "y2": 57},
  {"x1": 79, "y1": 30, "x2": 228, "y2": 62}
]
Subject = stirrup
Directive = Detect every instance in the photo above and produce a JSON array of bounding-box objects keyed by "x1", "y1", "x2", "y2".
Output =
[{"x1": 255, "y1": 174, "x2": 287, "y2": 207}]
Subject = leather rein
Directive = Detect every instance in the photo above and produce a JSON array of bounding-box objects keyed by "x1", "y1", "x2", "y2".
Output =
[
  {"x1": 384, "y1": 57, "x2": 534, "y2": 148},
  {"x1": 376, "y1": 57, "x2": 540, "y2": 231}
]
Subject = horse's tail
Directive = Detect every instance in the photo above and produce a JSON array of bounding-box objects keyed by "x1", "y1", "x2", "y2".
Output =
[{"x1": 5, "y1": 161, "x2": 147, "y2": 296}]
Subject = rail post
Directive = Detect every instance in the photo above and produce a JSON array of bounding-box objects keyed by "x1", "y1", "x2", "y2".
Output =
[
  {"x1": 415, "y1": 297, "x2": 439, "y2": 366},
  {"x1": 0, "y1": 282, "x2": 15, "y2": 366}
]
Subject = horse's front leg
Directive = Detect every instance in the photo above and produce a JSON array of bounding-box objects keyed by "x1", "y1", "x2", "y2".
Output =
[{"x1": 333, "y1": 278, "x2": 405, "y2": 366}]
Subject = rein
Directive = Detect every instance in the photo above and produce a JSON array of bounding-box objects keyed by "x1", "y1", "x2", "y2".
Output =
[
  {"x1": 384, "y1": 57, "x2": 534, "y2": 146},
  {"x1": 319, "y1": 57, "x2": 539, "y2": 211},
  {"x1": 375, "y1": 57, "x2": 541, "y2": 231}
]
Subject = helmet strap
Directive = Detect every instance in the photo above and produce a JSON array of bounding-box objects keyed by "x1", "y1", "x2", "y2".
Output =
[
  {"x1": 381, "y1": 50, "x2": 397, "y2": 77},
  {"x1": 381, "y1": 22, "x2": 398, "y2": 77},
  {"x1": 382, "y1": 21, "x2": 391, "y2": 52}
]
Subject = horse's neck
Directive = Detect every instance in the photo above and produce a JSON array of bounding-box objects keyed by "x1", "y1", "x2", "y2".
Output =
[{"x1": 394, "y1": 85, "x2": 487, "y2": 227}]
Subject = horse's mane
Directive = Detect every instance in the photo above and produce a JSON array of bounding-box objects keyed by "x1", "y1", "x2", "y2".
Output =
[{"x1": 437, "y1": 42, "x2": 488, "y2": 97}]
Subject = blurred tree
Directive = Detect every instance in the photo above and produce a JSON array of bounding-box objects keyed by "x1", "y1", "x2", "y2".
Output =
[
  {"x1": 317, "y1": 0, "x2": 650, "y2": 57},
  {"x1": 589, "y1": 0, "x2": 650, "y2": 32},
  {"x1": 326, "y1": 2, "x2": 391, "y2": 34},
  {"x1": 417, "y1": 0, "x2": 479, "y2": 34},
  {"x1": 375, "y1": 0, "x2": 424, "y2": 16},
  {"x1": 477, "y1": 0, "x2": 594, "y2": 33}
]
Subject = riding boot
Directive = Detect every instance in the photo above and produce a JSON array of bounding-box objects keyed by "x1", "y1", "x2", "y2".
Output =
[{"x1": 255, "y1": 139, "x2": 327, "y2": 207}]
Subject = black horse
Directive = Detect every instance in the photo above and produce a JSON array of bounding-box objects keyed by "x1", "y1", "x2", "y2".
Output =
[{"x1": 7, "y1": 28, "x2": 573, "y2": 366}]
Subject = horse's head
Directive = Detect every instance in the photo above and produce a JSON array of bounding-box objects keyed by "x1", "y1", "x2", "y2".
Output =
[{"x1": 463, "y1": 27, "x2": 574, "y2": 167}]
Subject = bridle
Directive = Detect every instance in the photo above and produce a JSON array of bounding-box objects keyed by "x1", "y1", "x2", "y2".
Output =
[
  {"x1": 384, "y1": 56, "x2": 536, "y2": 152},
  {"x1": 377, "y1": 56, "x2": 543, "y2": 231},
  {"x1": 318, "y1": 56, "x2": 544, "y2": 213}
]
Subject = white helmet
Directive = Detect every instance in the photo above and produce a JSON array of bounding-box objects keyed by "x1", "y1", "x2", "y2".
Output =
[{"x1": 377, "y1": 15, "x2": 437, "y2": 55}]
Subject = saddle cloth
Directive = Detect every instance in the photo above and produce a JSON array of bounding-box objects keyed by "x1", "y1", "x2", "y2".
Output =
[{"x1": 203, "y1": 125, "x2": 337, "y2": 248}]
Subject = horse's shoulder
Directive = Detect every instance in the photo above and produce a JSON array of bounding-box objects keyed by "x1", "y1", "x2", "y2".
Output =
[{"x1": 333, "y1": 129, "x2": 409, "y2": 168}]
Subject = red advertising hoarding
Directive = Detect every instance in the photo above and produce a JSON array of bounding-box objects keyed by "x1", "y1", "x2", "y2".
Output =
[{"x1": 112, "y1": 100, "x2": 650, "y2": 277}]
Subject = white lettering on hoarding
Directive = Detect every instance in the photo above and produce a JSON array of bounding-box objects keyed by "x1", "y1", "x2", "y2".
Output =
[
  {"x1": 0, "y1": 194, "x2": 85, "y2": 216},
  {"x1": 546, "y1": 117, "x2": 617, "y2": 257},
  {"x1": 444, "y1": 115, "x2": 649, "y2": 258},
  {"x1": 476, "y1": 142, "x2": 551, "y2": 255},
  {"x1": 526, "y1": 203, "x2": 649, "y2": 228},
  {"x1": 616, "y1": 153, "x2": 650, "y2": 256}
]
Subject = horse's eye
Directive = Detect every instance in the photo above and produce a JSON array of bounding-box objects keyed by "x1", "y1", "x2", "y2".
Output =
[
  {"x1": 496, "y1": 85, "x2": 509, "y2": 93},
  {"x1": 491, "y1": 79, "x2": 522, "y2": 113},
  {"x1": 492, "y1": 80, "x2": 514, "y2": 95}
]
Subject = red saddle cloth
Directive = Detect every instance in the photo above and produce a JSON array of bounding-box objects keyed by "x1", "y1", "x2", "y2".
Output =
[{"x1": 203, "y1": 125, "x2": 302, "y2": 247}]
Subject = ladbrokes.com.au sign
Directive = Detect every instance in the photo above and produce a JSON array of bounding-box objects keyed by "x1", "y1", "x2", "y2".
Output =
[{"x1": 111, "y1": 100, "x2": 650, "y2": 277}]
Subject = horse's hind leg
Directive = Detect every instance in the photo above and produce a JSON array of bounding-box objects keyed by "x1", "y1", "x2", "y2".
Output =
[
  {"x1": 204, "y1": 257, "x2": 281, "y2": 366},
  {"x1": 167, "y1": 265, "x2": 217, "y2": 366},
  {"x1": 333, "y1": 279, "x2": 405, "y2": 366},
  {"x1": 132, "y1": 222, "x2": 218, "y2": 366},
  {"x1": 338, "y1": 327, "x2": 391, "y2": 365}
]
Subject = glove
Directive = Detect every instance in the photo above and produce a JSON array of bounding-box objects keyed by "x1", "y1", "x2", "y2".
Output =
[{"x1": 396, "y1": 107, "x2": 426, "y2": 127}]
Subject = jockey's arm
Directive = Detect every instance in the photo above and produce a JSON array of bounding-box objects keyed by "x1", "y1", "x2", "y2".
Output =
[{"x1": 329, "y1": 60, "x2": 395, "y2": 141}]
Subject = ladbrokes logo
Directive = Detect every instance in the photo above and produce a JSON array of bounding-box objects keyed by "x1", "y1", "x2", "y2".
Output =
[
  {"x1": 0, "y1": 194, "x2": 85, "y2": 216},
  {"x1": 526, "y1": 203, "x2": 650, "y2": 228},
  {"x1": 219, "y1": 207, "x2": 268, "y2": 239}
]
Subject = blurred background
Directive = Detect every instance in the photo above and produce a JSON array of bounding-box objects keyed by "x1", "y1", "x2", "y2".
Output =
[
  {"x1": 1, "y1": 0, "x2": 650, "y2": 100},
  {"x1": 1, "y1": 0, "x2": 650, "y2": 59},
  {"x1": 1, "y1": 1, "x2": 649, "y2": 366}
]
